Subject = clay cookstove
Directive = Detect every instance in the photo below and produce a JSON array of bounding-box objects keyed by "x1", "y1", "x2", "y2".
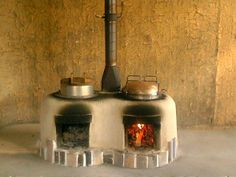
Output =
[{"x1": 39, "y1": 0, "x2": 178, "y2": 169}]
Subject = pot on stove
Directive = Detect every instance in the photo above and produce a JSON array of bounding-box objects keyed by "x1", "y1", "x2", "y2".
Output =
[
  {"x1": 122, "y1": 75, "x2": 162, "y2": 100},
  {"x1": 58, "y1": 77, "x2": 96, "y2": 99}
]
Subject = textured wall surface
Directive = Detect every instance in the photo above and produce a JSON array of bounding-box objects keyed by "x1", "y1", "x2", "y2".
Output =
[
  {"x1": 0, "y1": 0, "x2": 235, "y2": 127},
  {"x1": 0, "y1": 0, "x2": 51, "y2": 126},
  {"x1": 49, "y1": 0, "x2": 104, "y2": 87},
  {"x1": 214, "y1": 0, "x2": 236, "y2": 126}
]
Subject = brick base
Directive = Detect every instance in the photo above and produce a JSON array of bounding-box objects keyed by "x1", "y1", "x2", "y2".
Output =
[{"x1": 40, "y1": 138, "x2": 177, "y2": 169}]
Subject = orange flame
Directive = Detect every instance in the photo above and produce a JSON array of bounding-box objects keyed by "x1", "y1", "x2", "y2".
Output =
[{"x1": 127, "y1": 123, "x2": 154, "y2": 148}]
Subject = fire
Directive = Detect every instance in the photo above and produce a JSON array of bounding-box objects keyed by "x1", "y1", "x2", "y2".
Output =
[
  {"x1": 136, "y1": 124, "x2": 144, "y2": 146},
  {"x1": 137, "y1": 123, "x2": 144, "y2": 129},
  {"x1": 127, "y1": 123, "x2": 154, "y2": 148}
]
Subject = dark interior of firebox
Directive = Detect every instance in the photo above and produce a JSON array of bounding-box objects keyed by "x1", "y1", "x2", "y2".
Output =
[
  {"x1": 56, "y1": 123, "x2": 89, "y2": 148},
  {"x1": 55, "y1": 104, "x2": 91, "y2": 148}
]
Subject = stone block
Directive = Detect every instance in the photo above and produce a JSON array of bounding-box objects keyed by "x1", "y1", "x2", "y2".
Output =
[
  {"x1": 59, "y1": 150, "x2": 67, "y2": 166},
  {"x1": 136, "y1": 155, "x2": 148, "y2": 168},
  {"x1": 168, "y1": 139, "x2": 174, "y2": 162},
  {"x1": 78, "y1": 152, "x2": 86, "y2": 167},
  {"x1": 92, "y1": 150, "x2": 103, "y2": 166},
  {"x1": 103, "y1": 150, "x2": 114, "y2": 165},
  {"x1": 46, "y1": 140, "x2": 56, "y2": 163},
  {"x1": 153, "y1": 154, "x2": 160, "y2": 167},
  {"x1": 67, "y1": 151, "x2": 78, "y2": 167},
  {"x1": 85, "y1": 150, "x2": 92, "y2": 166},
  {"x1": 54, "y1": 151, "x2": 59, "y2": 164},
  {"x1": 113, "y1": 151, "x2": 124, "y2": 167},
  {"x1": 173, "y1": 137, "x2": 177, "y2": 159},
  {"x1": 159, "y1": 151, "x2": 169, "y2": 167},
  {"x1": 124, "y1": 152, "x2": 136, "y2": 168},
  {"x1": 147, "y1": 155, "x2": 155, "y2": 168}
]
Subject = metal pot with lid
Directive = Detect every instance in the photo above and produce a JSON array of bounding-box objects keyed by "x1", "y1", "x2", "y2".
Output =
[
  {"x1": 122, "y1": 75, "x2": 162, "y2": 100},
  {"x1": 57, "y1": 77, "x2": 97, "y2": 99}
]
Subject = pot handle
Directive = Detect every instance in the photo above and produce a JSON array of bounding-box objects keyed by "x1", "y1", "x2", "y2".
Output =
[
  {"x1": 127, "y1": 75, "x2": 142, "y2": 81},
  {"x1": 144, "y1": 75, "x2": 158, "y2": 83},
  {"x1": 161, "y1": 89, "x2": 167, "y2": 94}
]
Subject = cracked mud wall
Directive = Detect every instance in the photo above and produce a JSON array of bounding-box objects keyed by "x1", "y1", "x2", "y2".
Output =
[{"x1": 0, "y1": 0, "x2": 235, "y2": 127}]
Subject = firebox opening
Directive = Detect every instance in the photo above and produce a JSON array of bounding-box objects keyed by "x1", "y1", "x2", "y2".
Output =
[
  {"x1": 55, "y1": 115, "x2": 91, "y2": 148},
  {"x1": 55, "y1": 104, "x2": 91, "y2": 148},
  {"x1": 123, "y1": 105, "x2": 161, "y2": 151},
  {"x1": 56, "y1": 122, "x2": 90, "y2": 148},
  {"x1": 124, "y1": 119, "x2": 161, "y2": 151}
]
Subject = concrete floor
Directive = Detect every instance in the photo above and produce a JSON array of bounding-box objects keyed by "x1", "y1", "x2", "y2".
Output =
[{"x1": 0, "y1": 123, "x2": 236, "y2": 177}]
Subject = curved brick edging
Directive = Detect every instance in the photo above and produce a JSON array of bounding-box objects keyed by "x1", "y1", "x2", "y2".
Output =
[{"x1": 39, "y1": 138, "x2": 177, "y2": 168}]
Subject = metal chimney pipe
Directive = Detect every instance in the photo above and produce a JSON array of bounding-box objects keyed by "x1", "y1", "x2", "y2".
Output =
[{"x1": 101, "y1": 0, "x2": 121, "y2": 92}]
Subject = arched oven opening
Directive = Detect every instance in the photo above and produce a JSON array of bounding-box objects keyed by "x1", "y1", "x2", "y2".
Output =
[
  {"x1": 55, "y1": 104, "x2": 91, "y2": 148},
  {"x1": 123, "y1": 105, "x2": 161, "y2": 151}
]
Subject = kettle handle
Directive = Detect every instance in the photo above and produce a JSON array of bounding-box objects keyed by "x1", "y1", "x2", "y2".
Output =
[
  {"x1": 144, "y1": 75, "x2": 158, "y2": 83},
  {"x1": 127, "y1": 75, "x2": 142, "y2": 81},
  {"x1": 125, "y1": 75, "x2": 141, "y2": 89}
]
